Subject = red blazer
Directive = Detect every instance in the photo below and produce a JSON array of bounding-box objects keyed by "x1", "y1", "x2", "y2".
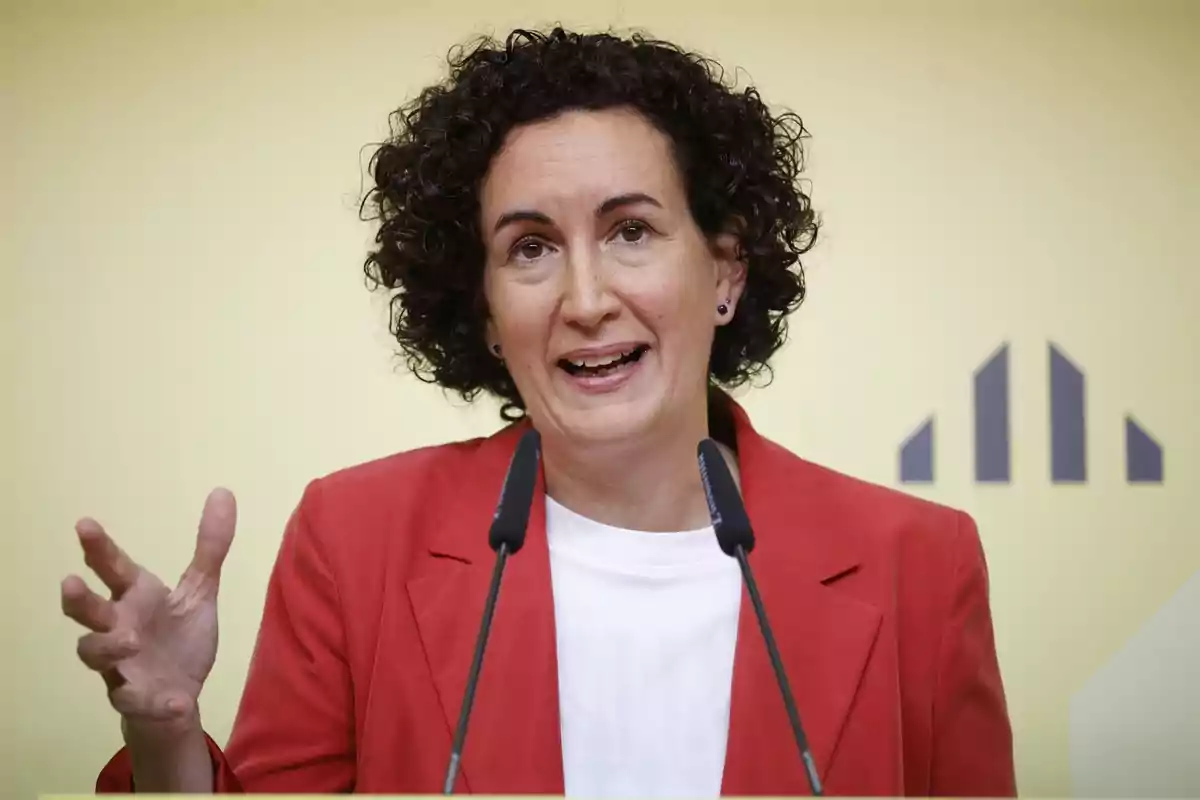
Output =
[{"x1": 97, "y1": 399, "x2": 1016, "y2": 795}]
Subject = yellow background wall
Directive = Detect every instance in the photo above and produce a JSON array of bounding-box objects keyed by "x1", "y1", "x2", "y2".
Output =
[{"x1": 5, "y1": 1, "x2": 1197, "y2": 797}]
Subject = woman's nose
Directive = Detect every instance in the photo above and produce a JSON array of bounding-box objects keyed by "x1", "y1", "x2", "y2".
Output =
[{"x1": 559, "y1": 247, "x2": 620, "y2": 329}]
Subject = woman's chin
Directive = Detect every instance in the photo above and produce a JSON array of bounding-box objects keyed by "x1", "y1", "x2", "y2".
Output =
[
  {"x1": 533, "y1": 359, "x2": 684, "y2": 447},
  {"x1": 580, "y1": 412, "x2": 655, "y2": 446},
  {"x1": 544, "y1": 396, "x2": 664, "y2": 448}
]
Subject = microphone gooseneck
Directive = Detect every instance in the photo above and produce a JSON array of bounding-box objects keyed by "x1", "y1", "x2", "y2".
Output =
[
  {"x1": 696, "y1": 438, "x2": 824, "y2": 797},
  {"x1": 443, "y1": 428, "x2": 542, "y2": 795}
]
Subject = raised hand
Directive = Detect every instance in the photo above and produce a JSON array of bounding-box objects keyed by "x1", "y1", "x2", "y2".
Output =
[{"x1": 62, "y1": 488, "x2": 237, "y2": 742}]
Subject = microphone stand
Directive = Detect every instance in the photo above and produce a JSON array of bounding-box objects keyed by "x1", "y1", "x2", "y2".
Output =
[
  {"x1": 443, "y1": 541, "x2": 510, "y2": 794},
  {"x1": 734, "y1": 543, "x2": 824, "y2": 796},
  {"x1": 698, "y1": 437, "x2": 823, "y2": 796}
]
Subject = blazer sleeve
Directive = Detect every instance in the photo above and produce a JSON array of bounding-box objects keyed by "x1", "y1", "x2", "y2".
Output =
[
  {"x1": 928, "y1": 512, "x2": 1017, "y2": 797},
  {"x1": 96, "y1": 481, "x2": 356, "y2": 793}
]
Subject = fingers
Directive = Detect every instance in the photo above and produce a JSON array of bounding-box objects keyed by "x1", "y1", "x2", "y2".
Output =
[
  {"x1": 76, "y1": 629, "x2": 139, "y2": 673},
  {"x1": 75, "y1": 518, "x2": 140, "y2": 598},
  {"x1": 61, "y1": 574, "x2": 117, "y2": 632},
  {"x1": 188, "y1": 487, "x2": 237, "y2": 581}
]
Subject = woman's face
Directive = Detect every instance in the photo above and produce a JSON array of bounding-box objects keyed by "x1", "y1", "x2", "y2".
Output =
[{"x1": 480, "y1": 107, "x2": 745, "y2": 447}]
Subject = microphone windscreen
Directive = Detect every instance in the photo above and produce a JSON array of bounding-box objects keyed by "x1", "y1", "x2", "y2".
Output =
[
  {"x1": 697, "y1": 438, "x2": 755, "y2": 556},
  {"x1": 488, "y1": 428, "x2": 542, "y2": 554}
]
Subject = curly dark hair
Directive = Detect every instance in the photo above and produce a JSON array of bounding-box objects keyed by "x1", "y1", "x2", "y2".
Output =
[{"x1": 361, "y1": 27, "x2": 818, "y2": 420}]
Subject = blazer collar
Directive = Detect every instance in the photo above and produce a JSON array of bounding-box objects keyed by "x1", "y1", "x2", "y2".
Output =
[
  {"x1": 406, "y1": 420, "x2": 564, "y2": 794},
  {"x1": 720, "y1": 399, "x2": 881, "y2": 795},
  {"x1": 407, "y1": 400, "x2": 880, "y2": 795}
]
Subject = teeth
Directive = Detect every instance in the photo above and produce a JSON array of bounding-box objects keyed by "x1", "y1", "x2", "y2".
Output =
[{"x1": 567, "y1": 348, "x2": 637, "y2": 369}]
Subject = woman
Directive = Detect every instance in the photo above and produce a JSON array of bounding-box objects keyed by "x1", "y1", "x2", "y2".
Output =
[{"x1": 63, "y1": 27, "x2": 1015, "y2": 796}]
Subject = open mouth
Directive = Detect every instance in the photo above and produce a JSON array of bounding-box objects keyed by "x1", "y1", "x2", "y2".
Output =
[{"x1": 558, "y1": 344, "x2": 650, "y2": 379}]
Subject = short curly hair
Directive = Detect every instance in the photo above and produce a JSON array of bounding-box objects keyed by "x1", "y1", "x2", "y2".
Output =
[{"x1": 361, "y1": 27, "x2": 818, "y2": 419}]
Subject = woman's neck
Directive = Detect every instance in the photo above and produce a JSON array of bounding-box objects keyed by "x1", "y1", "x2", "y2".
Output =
[{"x1": 539, "y1": 404, "x2": 730, "y2": 533}]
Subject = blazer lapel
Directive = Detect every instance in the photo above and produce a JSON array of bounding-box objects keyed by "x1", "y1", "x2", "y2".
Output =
[
  {"x1": 406, "y1": 425, "x2": 565, "y2": 794},
  {"x1": 721, "y1": 404, "x2": 884, "y2": 795}
]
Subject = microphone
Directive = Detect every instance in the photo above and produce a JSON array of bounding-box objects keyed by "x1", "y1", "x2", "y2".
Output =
[
  {"x1": 696, "y1": 438, "x2": 824, "y2": 796},
  {"x1": 443, "y1": 427, "x2": 542, "y2": 795}
]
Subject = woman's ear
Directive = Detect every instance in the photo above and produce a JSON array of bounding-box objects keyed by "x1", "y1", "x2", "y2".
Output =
[
  {"x1": 485, "y1": 318, "x2": 502, "y2": 358},
  {"x1": 712, "y1": 231, "x2": 748, "y2": 325}
]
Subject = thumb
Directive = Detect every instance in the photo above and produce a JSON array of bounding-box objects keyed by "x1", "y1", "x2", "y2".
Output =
[{"x1": 188, "y1": 487, "x2": 237, "y2": 580}]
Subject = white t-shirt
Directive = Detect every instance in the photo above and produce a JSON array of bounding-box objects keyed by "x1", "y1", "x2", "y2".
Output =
[{"x1": 545, "y1": 495, "x2": 743, "y2": 798}]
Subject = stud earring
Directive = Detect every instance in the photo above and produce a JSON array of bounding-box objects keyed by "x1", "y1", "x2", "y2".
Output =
[{"x1": 717, "y1": 302, "x2": 729, "y2": 316}]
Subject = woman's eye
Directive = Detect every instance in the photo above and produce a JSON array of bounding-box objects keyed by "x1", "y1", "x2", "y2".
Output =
[
  {"x1": 512, "y1": 238, "x2": 548, "y2": 261},
  {"x1": 615, "y1": 221, "x2": 648, "y2": 244}
]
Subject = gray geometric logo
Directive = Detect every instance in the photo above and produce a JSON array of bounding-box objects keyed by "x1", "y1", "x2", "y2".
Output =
[
  {"x1": 1049, "y1": 343, "x2": 1086, "y2": 483},
  {"x1": 975, "y1": 343, "x2": 1011, "y2": 483},
  {"x1": 1126, "y1": 415, "x2": 1164, "y2": 484},
  {"x1": 898, "y1": 341, "x2": 1165, "y2": 485}
]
